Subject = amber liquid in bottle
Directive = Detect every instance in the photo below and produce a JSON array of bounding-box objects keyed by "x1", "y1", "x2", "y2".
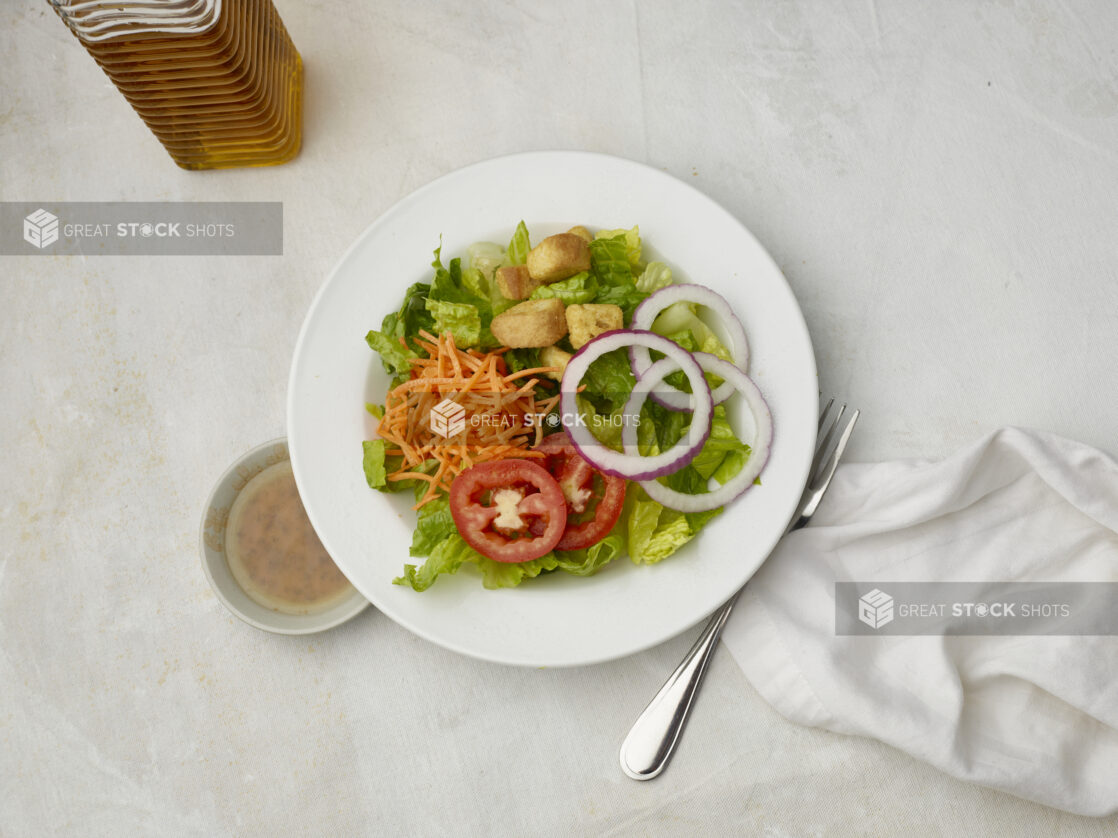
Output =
[{"x1": 55, "y1": 0, "x2": 303, "y2": 170}]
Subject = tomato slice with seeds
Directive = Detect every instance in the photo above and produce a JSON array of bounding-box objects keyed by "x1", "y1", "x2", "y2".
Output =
[
  {"x1": 449, "y1": 460, "x2": 567, "y2": 563},
  {"x1": 536, "y1": 431, "x2": 627, "y2": 551}
]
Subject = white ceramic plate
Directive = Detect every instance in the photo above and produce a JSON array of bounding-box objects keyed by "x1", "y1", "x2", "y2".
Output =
[{"x1": 288, "y1": 151, "x2": 817, "y2": 667}]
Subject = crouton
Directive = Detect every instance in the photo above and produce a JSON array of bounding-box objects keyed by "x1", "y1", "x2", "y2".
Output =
[
  {"x1": 566, "y1": 225, "x2": 593, "y2": 243},
  {"x1": 566, "y1": 303, "x2": 623, "y2": 350},
  {"x1": 540, "y1": 344, "x2": 573, "y2": 380},
  {"x1": 495, "y1": 265, "x2": 540, "y2": 300},
  {"x1": 490, "y1": 299, "x2": 568, "y2": 348},
  {"x1": 526, "y1": 233, "x2": 591, "y2": 283}
]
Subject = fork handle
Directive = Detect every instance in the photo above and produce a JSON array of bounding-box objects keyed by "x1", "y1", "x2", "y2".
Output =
[{"x1": 618, "y1": 591, "x2": 740, "y2": 780}]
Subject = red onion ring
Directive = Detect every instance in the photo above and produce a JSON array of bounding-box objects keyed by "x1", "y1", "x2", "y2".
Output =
[
  {"x1": 559, "y1": 330, "x2": 713, "y2": 481},
  {"x1": 628, "y1": 284, "x2": 750, "y2": 412},
  {"x1": 621, "y1": 354, "x2": 773, "y2": 513}
]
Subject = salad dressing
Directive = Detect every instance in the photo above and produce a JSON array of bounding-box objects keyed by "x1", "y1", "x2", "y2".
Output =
[
  {"x1": 50, "y1": 0, "x2": 303, "y2": 170},
  {"x1": 225, "y1": 461, "x2": 353, "y2": 614}
]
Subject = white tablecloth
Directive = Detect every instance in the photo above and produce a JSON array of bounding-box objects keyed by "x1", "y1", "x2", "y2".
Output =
[{"x1": 3, "y1": 1, "x2": 1117, "y2": 834}]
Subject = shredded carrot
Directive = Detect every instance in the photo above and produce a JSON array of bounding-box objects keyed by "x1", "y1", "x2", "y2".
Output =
[
  {"x1": 504, "y1": 366, "x2": 561, "y2": 383},
  {"x1": 377, "y1": 332, "x2": 559, "y2": 509}
]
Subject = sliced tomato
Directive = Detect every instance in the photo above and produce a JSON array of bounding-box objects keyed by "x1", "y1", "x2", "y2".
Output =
[
  {"x1": 449, "y1": 460, "x2": 567, "y2": 563},
  {"x1": 536, "y1": 431, "x2": 627, "y2": 550}
]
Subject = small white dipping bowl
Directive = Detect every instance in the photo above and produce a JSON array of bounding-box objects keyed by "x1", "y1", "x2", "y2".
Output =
[{"x1": 200, "y1": 438, "x2": 369, "y2": 634}]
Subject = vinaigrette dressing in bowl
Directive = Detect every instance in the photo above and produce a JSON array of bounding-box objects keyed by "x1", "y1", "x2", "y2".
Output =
[
  {"x1": 200, "y1": 439, "x2": 368, "y2": 634},
  {"x1": 226, "y1": 461, "x2": 354, "y2": 615}
]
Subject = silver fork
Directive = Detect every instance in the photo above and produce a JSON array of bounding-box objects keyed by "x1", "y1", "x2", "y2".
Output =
[{"x1": 619, "y1": 399, "x2": 859, "y2": 781}]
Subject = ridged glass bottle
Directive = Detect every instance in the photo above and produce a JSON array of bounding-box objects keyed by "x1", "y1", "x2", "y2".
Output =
[{"x1": 50, "y1": 0, "x2": 303, "y2": 170}]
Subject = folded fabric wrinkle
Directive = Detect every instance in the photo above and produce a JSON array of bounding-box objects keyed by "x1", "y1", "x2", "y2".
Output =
[{"x1": 723, "y1": 427, "x2": 1118, "y2": 817}]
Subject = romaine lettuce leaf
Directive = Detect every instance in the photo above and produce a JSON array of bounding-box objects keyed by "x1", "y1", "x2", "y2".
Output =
[
  {"x1": 461, "y1": 266, "x2": 489, "y2": 302},
  {"x1": 530, "y1": 272, "x2": 598, "y2": 305},
  {"x1": 365, "y1": 328, "x2": 419, "y2": 378},
  {"x1": 472, "y1": 549, "x2": 563, "y2": 588},
  {"x1": 467, "y1": 241, "x2": 507, "y2": 281},
  {"x1": 595, "y1": 282, "x2": 648, "y2": 319},
  {"x1": 627, "y1": 494, "x2": 689, "y2": 564},
  {"x1": 699, "y1": 332, "x2": 733, "y2": 362},
  {"x1": 636, "y1": 261, "x2": 672, "y2": 293},
  {"x1": 363, "y1": 441, "x2": 436, "y2": 496},
  {"x1": 409, "y1": 496, "x2": 458, "y2": 556},
  {"x1": 366, "y1": 236, "x2": 511, "y2": 380},
  {"x1": 474, "y1": 538, "x2": 623, "y2": 589},
  {"x1": 577, "y1": 395, "x2": 624, "y2": 450},
  {"x1": 635, "y1": 407, "x2": 661, "y2": 455},
  {"x1": 625, "y1": 488, "x2": 722, "y2": 565},
  {"x1": 563, "y1": 533, "x2": 626, "y2": 575},
  {"x1": 589, "y1": 235, "x2": 635, "y2": 287},
  {"x1": 507, "y1": 220, "x2": 531, "y2": 265},
  {"x1": 586, "y1": 235, "x2": 647, "y2": 318},
  {"x1": 581, "y1": 347, "x2": 636, "y2": 410},
  {"x1": 651, "y1": 301, "x2": 732, "y2": 361},
  {"x1": 663, "y1": 328, "x2": 698, "y2": 353},
  {"x1": 657, "y1": 467, "x2": 722, "y2": 532},
  {"x1": 395, "y1": 534, "x2": 477, "y2": 592},
  {"x1": 491, "y1": 285, "x2": 518, "y2": 317},
  {"x1": 430, "y1": 249, "x2": 482, "y2": 306},
  {"x1": 688, "y1": 405, "x2": 751, "y2": 481},
  {"x1": 713, "y1": 450, "x2": 749, "y2": 486},
  {"x1": 641, "y1": 398, "x2": 686, "y2": 451},
  {"x1": 425, "y1": 298, "x2": 482, "y2": 347},
  {"x1": 426, "y1": 244, "x2": 499, "y2": 347},
  {"x1": 399, "y1": 459, "x2": 440, "y2": 498},
  {"x1": 395, "y1": 496, "x2": 627, "y2": 590},
  {"x1": 595, "y1": 225, "x2": 641, "y2": 267},
  {"x1": 504, "y1": 347, "x2": 542, "y2": 374},
  {"x1": 370, "y1": 280, "x2": 434, "y2": 375},
  {"x1": 619, "y1": 399, "x2": 749, "y2": 567},
  {"x1": 379, "y1": 281, "x2": 435, "y2": 343},
  {"x1": 362, "y1": 440, "x2": 388, "y2": 489}
]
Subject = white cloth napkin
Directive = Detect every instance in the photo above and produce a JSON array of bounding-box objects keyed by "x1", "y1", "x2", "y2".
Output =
[{"x1": 722, "y1": 427, "x2": 1118, "y2": 816}]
